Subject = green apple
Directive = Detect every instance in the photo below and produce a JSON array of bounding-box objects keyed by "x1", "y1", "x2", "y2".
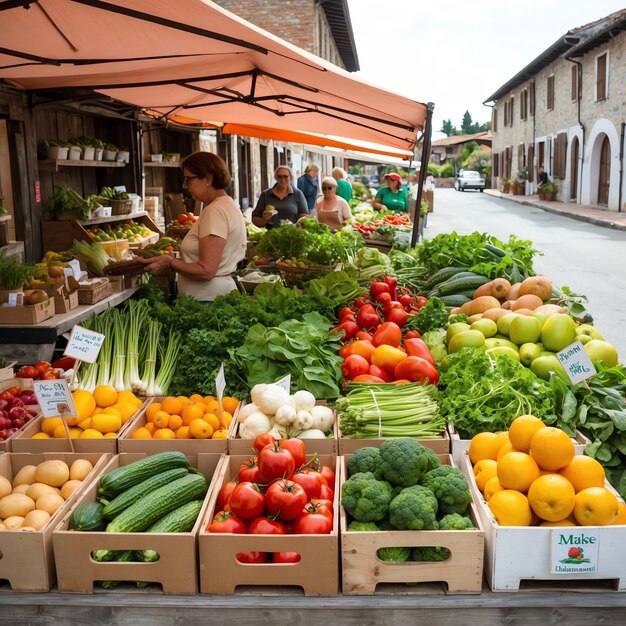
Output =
[
  {"x1": 540, "y1": 313, "x2": 577, "y2": 352},
  {"x1": 484, "y1": 337, "x2": 519, "y2": 351},
  {"x1": 496, "y1": 313, "x2": 519, "y2": 337},
  {"x1": 537, "y1": 350, "x2": 556, "y2": 358},
  {"x1": 575, "y1": 323, "x2": 605, "y2": 341},
  {"x1": 509, "y1": 315, "x2": 542, "y2": 346},
  {"x1": 576, "y1": 333, "x2": 592, "y2": 345},
  {"x1": 446, "y1": 322, "x2": 471, "y2": 345},
  {"x1": 531, "y1": 312, "x2": 547, "y2": 327},
  {"x1": 470, "y1": 318, "x2": 498, "y2": 338},
  {"x1": 448, "y1": 330, "x2": 485, "y2": 353},
  {"x1": 530, "y1": 355, "x2": 568, "y2": 381},
  {"x1": 584, "y1": 339, "x2": 619, "y2": 368},
  {"x1": 519, "y1": 342, "x2": 543, "y2": 367},
  {"x1": 486, "y1": 346, "x2": 520, "y2": 362}
]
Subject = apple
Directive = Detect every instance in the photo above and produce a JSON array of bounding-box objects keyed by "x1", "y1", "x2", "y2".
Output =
[
  {"x1": 584, "y1": 340, "x2": 619, "y2": 368},
  {"x1": 26, "y1": 288, "x2": 49, "y2": 305},
  {"x1": 0, "y1": 417, "x2": 10, "y2": 429},
  {"x1": 11, "y1": 418, "x2": 25, "y2": 429},
  {"x1": 484, "y1": 337, "x2": 519, "y2": 351},
  {"x1": 530, "y1": 355, "x2": 568, "y2": 381},
  {"x1": 486, "y1": 345, "x2": 520, "y2": 361},
  {"x1": 0, "y1": 430, "x2": 6, "y2": 441},
  {"x1": 519, "y1": 342, "x2": 543, "y2": 367},
  {"x1": 531, "y1": 312, "x2": 548, "y2": 328},
  {"x1": 575, "y1": 324, "x2": 605, "y2": 341},
  {"x1": 446, "y1": 322, "x2": 471, "y2": 344},
  {"x1": 496, "y1": 313, "x2": 519, "y2": 337},
  {"x1": 509, "y1": 315, "x2": 542, "y2": 345},
  {"x1": 470, "y1": 318, "x2": 498, "y2": 338},
  {"x1": 448, "y1": 329, "x2": 485, "y2": 353},
  {"x1": 540, "y1": 313, "x2": 577, "y2": 352}
]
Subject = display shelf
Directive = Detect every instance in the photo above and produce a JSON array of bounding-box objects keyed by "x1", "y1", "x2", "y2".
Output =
[
  {"x1": 144, "y1": 161, "x2": 180, "y2": 168},
  {"x1": 78, "y1": 211, "x2": 148, "y2": 226},
  {"x1": 38, "y1": 159, "x2": 127, "y2": 172}
]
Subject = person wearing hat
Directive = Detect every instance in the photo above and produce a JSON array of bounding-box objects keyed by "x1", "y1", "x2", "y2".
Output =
[{"x1": 373, "y1": 172, "x2": 408, "y2": 213}]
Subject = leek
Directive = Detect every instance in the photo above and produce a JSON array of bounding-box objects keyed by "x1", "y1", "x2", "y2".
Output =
[
  {"x1": 139, "y1": 319, "x2": 161, "y2": 396},
  {"x1": 70, "y1": 239, "x2": 114, "y2": 276},
  {"x1": 153, "y1": 329, "x2": 181, "y2": 396},
  {"x1": 109, "y1": 309, "x2": 128, "y2": 391},
  {"x1": 95, "y1": 314, "x2": 114, "y2": 387},
  {"x1": 123, "y1": 300, "x2": 147, "y2": 392}
]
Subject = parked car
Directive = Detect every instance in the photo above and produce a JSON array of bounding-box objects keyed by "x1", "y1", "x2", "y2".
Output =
[{"x1": 455, "y1": 170, "x2": 485, "y2": 192}]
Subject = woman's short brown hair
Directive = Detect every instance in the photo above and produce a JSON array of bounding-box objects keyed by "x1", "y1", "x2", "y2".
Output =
[{"x1": 181, "y1": 151, "x2": 232, "y2": 189}]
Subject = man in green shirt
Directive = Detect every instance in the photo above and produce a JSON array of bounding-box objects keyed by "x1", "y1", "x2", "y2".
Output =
[
  {"x1": 332, "y1": 167, "x2": 352, "y2": 203},
  {"x1": 373, "y1": 173, "x2": 408, "y2": 213}
]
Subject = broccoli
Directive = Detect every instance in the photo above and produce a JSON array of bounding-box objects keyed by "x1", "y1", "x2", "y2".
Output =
[
  {"x1": 389, "y1": 485, "x2": 438, "y2": 530},
  {"x1": 348, "y1": 521, "x2": 379, "y2": 532},
  {"x1": 411, "y1": 546, "x2": 450, "y2": 562},
  {"x1": 423, "y1": 446, "x2": 442, "y2": 472},
  {"x1": 379, "y1": 438, "x2": 432, "y2": 487},
  {"x1": 438, "y1": 513, "x2": 475, "y2": 530},
  {"x1": 377, "y1": 547, "x2": 411, "y2": 562},
  {"x1": 420, "y1": 465, "x2": 472, "y2": 515},
  {"x1": 341, "y1": 472, "x2": 393, "y2": 522},
  {"x1": 376, "y1": 517, "x2": 393, "y2": 531},
  {"x1": 391, "y1": 485, "x2": 404, "y2": 500},
  {"x1": 347, "y1": 447, "x2": 383, "y2": 479}
]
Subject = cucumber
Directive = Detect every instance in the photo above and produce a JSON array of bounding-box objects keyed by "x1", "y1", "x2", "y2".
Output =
[
  {"x1": 101, "y1": 467, "x2": 189, "y2": 520},
  {"x1": 98, "y1": 451, "x2": 190, "y2": 497},
  {"x1": 436, "y1": 273, "x2": 491, "y2": 296},
  {"x1": 439, "y1": 294, "x2": 473, "y2": 307},
  {"x1": 69, "y1": 501, "x2": 106, "y2": 531},
  {"x1": 106, "y1": 473, "x2": 208, "y2": 534},
  {"x1": 420, "y1": 266, "x2": 469, "y2": 291},
  {"x1": 96, "y1": 550, "x2": 137, "y2": 589}
]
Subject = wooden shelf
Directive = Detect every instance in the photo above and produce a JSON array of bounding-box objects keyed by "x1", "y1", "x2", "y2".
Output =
[
  {"x1": 78, "y1": 211, "x2": 148, "y2": 226},
  {"x1": 144, "y1": 161, "x2": 180, "y2": 168},
  {"x1": 38, "y1": 159, "x2": 127, "y2": 172}
]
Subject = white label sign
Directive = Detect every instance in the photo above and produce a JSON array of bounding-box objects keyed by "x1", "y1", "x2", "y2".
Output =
[
  {"x1": 33, "y1": 379, "x2": 77, "y2": 419},
  {"x1": 551, "y1": 528, "x2": 600, "y2": 574},
  {"x1": 275, "y1": 374, "x2": 291, "y2": 393},
  {"x1": 557, "y1": 341, "x2": 597, "y2": 385},
  {"x1": 215, "y1": 362, "x2": 226, "y2": 405},
  {"x1": 68, "y1": 259, "x2": 83, "y2": 280},
  {"x1": 64, "y1": 325, "x2": 105, "y2": 363}
]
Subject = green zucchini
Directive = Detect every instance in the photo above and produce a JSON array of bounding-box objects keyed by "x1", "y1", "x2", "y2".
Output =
[
  {"x1": 106, "y1": 473, "x2": 208, "y2": 533},
  {"x1": 98, "y1": 451, "x2": 190, "y2": 497},
  {"x1": 69, "y1": 501, "x2": 106, "y2": 532},
  {"x1": 436, "y1": 273, "x2": 490, "y2": 296},
  {"x1": 420, "y1": 266, "x2": 469, "y2": 291},
  {"x1": 101, "y1": 467, "x2": 189, "y2": 520},
  {"x1": 137, "y1": 500, "x2": 204, "y2": 562},
  {"x1": 96, "y1": 550, "x2": 137, "y2": 589},
  {"x1": 439, "y1": 294, "x2": 472, "y2": 307}
]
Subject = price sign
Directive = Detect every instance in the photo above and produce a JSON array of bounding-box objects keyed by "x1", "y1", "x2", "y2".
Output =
[
  {"x1": 557, "y1": 341, "x2": 596, "y2": 385},
  {"x1": 33, "y1": 379, "x2": 77, "y2": 419},
  {"x1": 275, "y1": 374, "x2": 291, "y2": 393},
  {"x1": 68, "y1": 259, "x2": 83, "y2": 279},
  {"x1": 550, "y1": 528, "x2": 600, "y2": 574},
  {"x1": 64, "y1": 325, "x2": 105, "y2": 363},
  {"x1": 215, "y1": 363, "x2": 226, "y2": 405}
]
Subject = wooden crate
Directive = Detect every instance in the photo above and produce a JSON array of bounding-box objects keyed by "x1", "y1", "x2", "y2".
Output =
[
  {"x1": 0, "y1": 452, "x2": 111, "y2": 592},
  {"x1": 77, "y1": 279, "x2": 112, "y2": 305},
  {"x1": 340, "y1": 455, "x2": 484, "y2": 595},
  {"x1": 198, "y1": 454, "x2": 339, "y2": 596},
  {"x1": 338, "y1": 428, "x2": 450, "y2": 455},
  {"x1": 462, "y1": 453, "x2": 626, "y2": 591},
  {"x1": 53, "y1": 452, "x2": 224, "y2": 594}
]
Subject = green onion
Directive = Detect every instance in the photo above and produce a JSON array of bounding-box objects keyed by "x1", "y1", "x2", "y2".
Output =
[
  {"x1": 154, "y1": 328, "x2": 181, "y2": 396},
  {"x1": 139, "y1": 319, "x2": 161, "y2": 396},
  {"x1": 109, "y1": 309, "x2": 128, "y2": 391},
  {"x1": 123, "y1": 300, "x2": 147, "y2": 392}
]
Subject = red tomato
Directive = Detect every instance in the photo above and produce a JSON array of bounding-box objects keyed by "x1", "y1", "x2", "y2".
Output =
[
  {"x1": 265, "y1": 479, "x2": 308, "y2": 521},
  {"x1": 290, "y1": 468, "x2": 327, "y2": 499},
  {"x1": 248, "y1": 516, "x2": 287, "y2": 535},
  {"x1": 369, "y1": 281, "x2": 390, "y2": 300},
  {"x1": 368, "y1": 364, "x2": 394, "y2": 382},
  {"x1": 207, "y1": 510, "x2": 247, "y2": 534},
  {"x1": 272, "y1": 552, "x2": 301, "y2": 563},
  {"x1": 355, "y1": 331, "x2": 373, "y2": 342},
  {"x1": 236, "y1": 552, "x2": 267, "y2": 564},
  {"x1": 217, "y1": 478, "x2": 238, "y2": 510},
  {"x1": 338, "y1": 342, "x2": 353, "y2": 359},
  {"x1": 385, "y1": 307, "x2": 408, "y2": 328},
  {"x1": 34, "y1": 361, "x2": 52, "y2": 375},
  {"x1": 375, "y1": 292, "x2": 392, "y2": 307},
  {"x1": 332, "y1": 320, "x2": 359, "y2": 341},
  {"x1": 339, "y1": 306, "x2": 355, "y2": 320},
  {"x1": 16, "y1": 366, "x2": 37, "y2": 379},
  {"x1": 318, "y1": 464, "x2": 335, "y2": 489},
  {"x1": 310, "y1": 497, "x2": 333, "y2": 512},
  {"x1": 177, "y1": 213, "x2": 190, "y2": 225},
  {"x1": 404, "y1": 329, "x2": 421, "y2": 340},
  {"x1": 398, "y1": 294, "x2": 413, "y2": 308},
  {"x1": 356, "y1": 304, "x2": 381, "y2": 332},
  {"x1": 394, "y1": 356, "x2": 439, "y2": 384},
  {"x1": 237, "y1": 457, "x2": 260, "y2": 484},
  {"x1": 279, "y1": 438, "x2": 306, "y2": 468},
  {"x1": 253, "y1": 433, "x2": 276, "y2": 454},
  {"x1": 319, "y1": 483, "x2": 334, "y2": 502},
  {"x1": 351, "y1": 374, "x2": 385, "y2": 383},
  {"x1": 258, "y1": 443, "x2": 296, "y2": 484},
  {"x1": 294, "y1": 503, "x2": 333, "y2": 534},
  {"x1": 228, "y1": 482, "x2": 266, "y2": 520},
  {"x1": 40, "y1": 369, "x2": 60, "y2": 380},
  {"x1": 412, "y1": 296, "x2": 427, "y2": 309},
  {"x1": 404, "y1": 338, "x2": 436, "y2": 367},
  {"x1": 341, "y1": 354, "x2": 370, "y2": 380},
  {"x1": 372, "y1": 322, "x2": 402, "y2": 348},
  {"x1": 5, "y1": 386, "x2": 21, "y2": 396},
  {"x1": 0, "y1": 391, "x2": 12, "y2": 401}
]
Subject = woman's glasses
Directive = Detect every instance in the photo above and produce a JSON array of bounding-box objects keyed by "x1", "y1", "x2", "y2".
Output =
[
  {"x1": 322, "y1": 186, "x2": 334, "y2": 191},
  {"x1": 182, "y1": 175, "x2": 199, "y2": 184}
]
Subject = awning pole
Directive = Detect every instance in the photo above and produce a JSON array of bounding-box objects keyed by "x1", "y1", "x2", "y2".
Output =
[{"x1": 411, "y1": 102, "x2": 434, "y2": 248}]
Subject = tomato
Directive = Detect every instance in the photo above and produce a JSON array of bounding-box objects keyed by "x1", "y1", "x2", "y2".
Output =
[
  {"x1": 279, "y1": 438, "x2": 306, "y2": 468},
  {"x1": 385, "y1": 307, "x2": 408, "y2": 329},
  {"x1": 272, "y1": 552, "x2": 301, "y2": 563},
  {"x1": 348, "y1": 340, "x2": 375, "y2": 362},
  {"x1": 217, "y1": 478, "x2": 238, "y2": 510},
  {"x1": 237, "y1": 457, "x2": 260, "y2": 484},
  {"x1": 294, "y1": 503, "x2": 333, "y2": 534},
  {"x1": 351, "y1": 374, "x2": 385, "y2": 383},
  {"x1": 372, "y1": 321, "x2": 402, "y2": 348},
  {"x1": 341, "y1": 354, "x2": 370, "y2": 381},
  {"x1": 290, "y1": 468, "x2": 327, "y2": 499},
  {"x1": 5, "y1": 386, "x2": 21, "y2": 396},
  {"x1": 52, "y1": 357, "x2": 76, "y2": 371},
  {"x1": 356, "y1": 304, "x2": 381, "y2": 332},
  {"x1": 339, "y1": 306, "x2": 355, "y2": 320},
  {"x1": 228, "y1": 482, "x2": 266, "y2": 520},
  {"x1": 375, "y1": 292, "x2": 392, "y2": 308},
  {"x1": 404, "y1": 329, "x2": 421, "y2": 340},
  {"x1": 318, "y1": 464, "x2": 335, "y2": 489},
  {"x1": 40, "y1": 369, "x2": 61, "y2": 380},
  {"x1": 236, "y1": 552, "x2": 267, "y2": 564},
  {"x1": 258, "y1": 443, "x2": 296, "y2": 483},
  {"x1": 0, "y1": 391, "x2": 12, "y2": 401},
  {"x1": 34, "y1": 361, "x2": 52, "y2": 375},
  {"x1": 338, "y1": 342, "x2": 353, "y2": 359},
  {"x1": 252, "y1": 433, "x2": 276, "y2": 454},
  {"x1": 404, "y1": 338, "x2": 436, "y2": 367},
  {"x1": 248, "y1": 516, "x2": 287, "y2": 535},
  {"x1": 177, "y1": 213, "x2": 190, "y2": 225},
  {"x1": 369, "y1": 281, "x2": 390, "y2": 300},
  {"x1": 371, "y1": 344, "x2": 408, "y2": 375},
  {"x1": 355, "y1": 331, "x2": 373, "y2": 342},
  {"x1": 16, "y1": 366, "x2": 37, "y2": 379},
  {"x1": 368, "y1": 364, "x2": 394, "y2": 382},
  {"x1": 310, "y1": 497, "x2": 333, "y2": 512},
  {"x1": 384, "y1": 276, "x2": 398, "y2": 300},
  {"x1": 412, "y1": 295, "x2": 427, "y2": 309},
  {"x1": 265, "y1": 479, "x2": 308, "y2": 521},
  {"x1": 319, "y1": 483, "x2": 334, "y2": 502},
  {"x1": 394, "y1": 356, "x2": 439, "y2": 384},
  {"x1": 398, "y1": 294, "x2": 413, "y2": 308},
  {"x1": 207, "y1": 510, "x2": 247, "y2": 534},
  {"x1": 332, "y1": 320, "x2": 359, "y2": 341}
]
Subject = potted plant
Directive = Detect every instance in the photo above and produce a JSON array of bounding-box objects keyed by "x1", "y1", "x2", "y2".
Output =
[
  {"x1": 500, "y1": 177, "x2": 512, "y2": 194},
  {"x1": 163, "y1": 151, "x2": 180, "y2": 163},
  {"x1": 116, "y1": 145, "x2": 130, "y2": 163},
  {"x1": 541, "y1": 180, "x2": 558, "y2": 201},
  {"x1": 67, "y1": 140, "x2": 82, "y2": 161},
  {"x1": 44, "y1": 185, "x2": 91, "y2": 221},
  {"x1": 516, "y1": 169, "x2": 528, "y2": 195},
  {"x1": 103, "y1": 143, "x2": 118, "y2": 161},
  {"x1": 45, "y1": 140, "x2": 69, "y2": 161},
  {"x1": 93, "y1": 138, "x2": 105, "y2": 161},
  {"x1": 76, "y1": 136, "x2": 96, "y2": 161}
]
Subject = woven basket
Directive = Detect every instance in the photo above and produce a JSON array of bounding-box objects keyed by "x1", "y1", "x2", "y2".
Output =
[
  {"x1": 110, "y1": 199, "x2": 133, "y2": 216},
  {"x1": 77, "y1": 280, "x2": 113, "y2": 305},
  {"x1": 276, "y1": 261, "x2": 337, "y2": 286}
]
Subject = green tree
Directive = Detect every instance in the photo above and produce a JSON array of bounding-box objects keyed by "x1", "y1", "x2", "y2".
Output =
[
  {"x1": 440, "y1": 119, "x2": 457, "y2": 136},
  {"x1": 461, "y1": 110, "x2": 475, "y2": 134}
]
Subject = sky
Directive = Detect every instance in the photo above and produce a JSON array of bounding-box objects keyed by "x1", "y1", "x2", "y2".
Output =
[{"x1": 347, "y1": 0, "x2": 625, "y2": 138}]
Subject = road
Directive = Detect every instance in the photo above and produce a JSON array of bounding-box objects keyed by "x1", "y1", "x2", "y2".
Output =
[{"x1": 422, "y1": 188, "x2": 626, "y2": 360}]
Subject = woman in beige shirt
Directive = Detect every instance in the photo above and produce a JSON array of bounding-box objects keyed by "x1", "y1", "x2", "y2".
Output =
[
  {"x1": 139, "y1": 152, "x2": 246, "y2": 302},
  {"x1": 314, "y1": 177, "x2": 352, "y2": 232}
]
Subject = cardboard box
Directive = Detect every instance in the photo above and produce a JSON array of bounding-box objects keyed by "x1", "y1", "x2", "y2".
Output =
[
  {"x1": 340, "y1": 455, "x2": 484, "y2": 595},
  {"x1": 45, "y1": 277, "x2": 79, "y2": 314},
  {"x1": 118, "y1": 397, "x2": 233, "y2": 454},
  {"x1": 53, "y1": 452, "x2": 223, "y2": 594},
  {"x1": 338, "y1": 428, "x2": 450, "y2": 455},
  {"x1": 0, "y1": 377, "x2": 40, "y2": 452},
  {"x1": 199, "y1": 454, "x2": 340, "y2": 596},
  {"x1": 0, "y1": 452, "x2": 111, "y2": 591},
  {"x1": 0, "y1": 292, "x2": 55, "y2": 324},
  {"x1": 462, "y1": 453, "x2": 626, "y2": 591}
]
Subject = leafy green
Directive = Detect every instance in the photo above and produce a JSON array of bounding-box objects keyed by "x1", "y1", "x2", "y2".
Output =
[
  {"x1": 257, "y1": 224, "x2": 312, "y2": 260},
  {"x1": 304, "y1": 271, "x2": 363, "y2": 307},
  {"x1": 403, "y1": 297, "x2": 449, "y2": 334}
]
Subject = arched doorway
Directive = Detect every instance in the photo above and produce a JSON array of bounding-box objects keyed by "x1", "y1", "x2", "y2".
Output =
[
  {"x1": 598, "y1": 135, "x2": 610, "y2": 205},
  {"x1": 570, "y1": 136, "x2": 579, "y2": 201}
]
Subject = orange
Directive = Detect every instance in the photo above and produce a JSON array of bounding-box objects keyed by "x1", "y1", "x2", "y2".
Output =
[
  {"x1": 160, "y1": 396, "x2": 183, "y2": 416},
  {"x1": 69, "y1": 427, "x2": 83, "y2": 439},
  {"x1": 93, "y1": 385, "x2": 118, "y2": 408},
  {"x1": 52, "y1": 425, "x2": 69, "y2": 439},
  {"x1": 189, "y1": 394, "x2": 204, "y2": 404},
  {"x1": 212, "y1": 428, "x2": 228, "y2": 439},
  {"x1": 559, "y1": 455, "x2": 605, "y2": 493},
  {"x1": 182, "y1": 402, "x2": 205, "y2": 425},
  {"x1": 168, "y1": 414, "x2": 183, "y2": 431},
  {"x1": 32, "y1": 432, "x2": 50, "y2": 439},
  {"x1": 468, "y1": 432, "x2": 505, "y2": 464},
  {"x1": 103, "y1": 432, "x2": 117, "y2": 439},
  {"x1": 41, "y1": 417, "x2": 64, "y2": 436},
  {"x1": 145, "y1": 402, "x2": 162, "y2": 423},
  {"x1": 90, "y1": 412, "x2": 122, "y2": 434},
  {"x1": 497, "y1": 451, "x2": 540, "y2": 492},
  {"x1": 483, "y1": 476, "x2": 504, "y2": 501},
  {"x1": 527, "y1": 474, "x2": 576, "y2": 521},
  {"x1": 496, "y1": 440, "x2": 516, "y2": 461},
  {"x1": 117, "y1": 390, "x2": 141, "y2": 407},
  {"x1": 177, "y1": 396, "x2": 191, "y2": 408},
  {"x1": 613, "y1": 502, "x2": 626, "y2": 525},
  {"x1": 203, "y1": 413, "x2": 220, "y2": 432},
  {"x1": 573, "y1": 487, "x2": 619, "y2": 526},
  {"x1": 175, "y1": 426, "x2": 191, "y2": 439},
  {"x1": 153, "y1": 428, "x2": 176, "y2": 440},
  {"x1": 220, "y1": 411, "x2": 233, "y2": 428},
  {"x1": 114, "y1": 402, "x2": 138, "y2": 424},
  {"x1": 77, "y1": 417, "x2": 91, "y2": 431},
  {"x1": 203, "y1": 395, "x2": 217, "y2": 404},
  {"x1": 144, "y1": 422, "x2": 157, "y2": 435},
  {"x1": 508, "y1": 414, "x2": 545, "y2": 453},
  {"x1": 80, "y1": 428, "x2": 104, "y2": 439},
  {"x1": 473, "y1": 459, "x2": 498, "y2": 492},
  {"x1": 487, "y1": 490, "x2": 532, "y2": 526},
  {"x1": 221, "y1": 396, "x2": 240, "y2": 415},
  {"x1": 72, "y1": 390, "x2": 96, "y2": 421},
  {"x1": 189, "y1": 418, "x2": 213, "y2": 439},
  {"x1": 539, "y1": 519, "x2": 577, "y2": 527},
  {"x1": 529, "y1": 427, "x2": 575, "y2": 471},
  {"x1": 152, "y1": 411, "x2": 170, "y2": 429},
  {"x1": 131, "y1": 427, "x2": 152, "y2": 439},
  {"x1": 204, "y1": 399, "x2": 221, "y2": 416}
]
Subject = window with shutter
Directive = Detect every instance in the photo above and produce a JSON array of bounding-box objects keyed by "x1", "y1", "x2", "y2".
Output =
[
  {"x1": 547, "y1": 75, "x2": 555, "y2": 111},
  {"x1": 510, "y1": 96, "x2": 514, "y2": 126},
  {"x1": 493, "y1": 108, "x2": 498, "y2": 132},
  {"x1": 571, "y1": 65, "x2": 578, "y2": 101},
  {"x1": 517, "y1": 143, "x2": 524, "y2": 171},
  {"x1": 527, "y1": 145, "x2": 534, "y2": 182},
  {"x1": 596, "y1": 52, "x2": 607, "y2": 101},
  {"x1": 554, "y1": 133, "x2": 567, "y2": 180},
  {"x1": 520, "y1": 89, "x2": 527, "y2": 120},
  {"x1": 530, "y1": 82, "x2": 535, "y2": 116},
  {"x1": 493, "y1": 152, "x2": 499, "y2": 177}
]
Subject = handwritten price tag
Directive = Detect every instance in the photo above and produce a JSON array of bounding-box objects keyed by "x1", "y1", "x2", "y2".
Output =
[
  {"x1": 557, "y1": 341, "x2": 596, "y2": 385},
  {"x1": 64, "y1": 325, "x2": 105, "y2": 363},
  {"x1": 33, "y1": 379, "x2": 77, "y2": 419}
]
